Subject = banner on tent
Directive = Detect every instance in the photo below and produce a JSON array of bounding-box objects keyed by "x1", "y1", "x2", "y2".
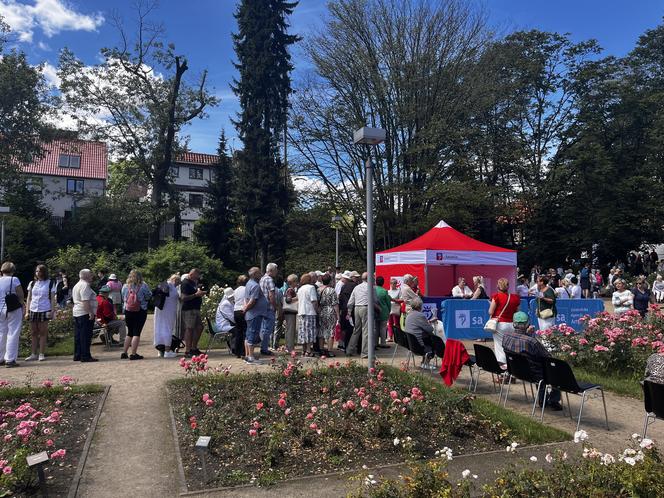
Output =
[
  {"x1": 440, "y1": 299, "x2": 492, "y2": 340},
  {"x1": 528, "y1": 298, "x2": 605, "y2": 331}
]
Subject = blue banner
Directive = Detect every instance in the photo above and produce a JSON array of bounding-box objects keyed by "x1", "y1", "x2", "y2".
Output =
[
  {"x1": 440, "y1": 299, "x2": 492, "y2": 340},
  {"x1": 528, "y1": 298, "x2": 605, "y2": 331}
]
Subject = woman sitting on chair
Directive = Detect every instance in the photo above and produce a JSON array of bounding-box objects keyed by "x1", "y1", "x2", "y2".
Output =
[
  {"x1": 404, "y1": 297, "x2": 435, "y2": 369},
  {"x1": 214, "y1": 287, "x2": 238, "y2": 354}
]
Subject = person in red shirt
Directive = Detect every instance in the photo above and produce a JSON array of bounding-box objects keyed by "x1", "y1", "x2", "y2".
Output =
[
  {"x1": 96, "y1": 286, "x2": 126, "y2": 344},
  {"x1": 487, "y1": 278, "x2": 521, "y2": 365}
]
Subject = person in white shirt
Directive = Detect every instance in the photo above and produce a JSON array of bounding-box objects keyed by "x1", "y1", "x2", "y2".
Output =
[
  {"x1": 297, "y1": 273, "x2": 319, "y2": 356},
  {"x1": 387, "y1": 278, "x2": 402, "y2": 341},
  {"x1": 25, "y1": 264, "x2": 57, "y2": 361},
  {"x1": 232, "y1": 275, "x2": 248, "y2": 358},
  {"x1": 653, "y1": 274, "x2": 664, "y2": 303},
  {"x1": 347, "y1": 272, "x2": 378, "y2": 358},
  {"x1": 451, "y1": 278, "x2": 473, "y2": 299},
  {"x1": 612, "y1": 279, "x2": 634, "y2": 315},
  {"x1": 569, "y1": 277, "x2": 582, "y2": 299},
  {"x1": 334, "y1": 273, "x2": 344, "y2": 296},
  {"x1": 215, "y1": 288, "x2": 237, "y2": 336},
  {"x1": 555, "y1": 279, "x2": 572, "y2": 299},
  {"x1": 516, "y1": 276, "x2": 530, "y2": 298},
  {"x1": 72, "y1": 269, "x2": 98, "y2": 362},
  {"x1": 0, "y1": 262, "x2": 25, "y2": 367}
]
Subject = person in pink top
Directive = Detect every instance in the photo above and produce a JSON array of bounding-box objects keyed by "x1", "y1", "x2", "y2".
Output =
[
  {"x1": 487, "y1": 278, "x2": 521, "y2": 365},
  {"x1": 106, "y1": 274, "x2": 123, "y2": 315}
]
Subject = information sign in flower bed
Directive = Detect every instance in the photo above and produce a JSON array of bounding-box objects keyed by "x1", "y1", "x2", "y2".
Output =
[
  {"x1": 0, "y1": 378, "x2": 104, "y2": 496},
  {"x1": 168, "y1": 355, "x2": 566, "y2": 489}
]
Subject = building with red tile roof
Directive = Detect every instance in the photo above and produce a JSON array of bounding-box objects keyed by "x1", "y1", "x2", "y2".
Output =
[{"x1": 20, "y1": 139, "x2": 108, "y2": 219}]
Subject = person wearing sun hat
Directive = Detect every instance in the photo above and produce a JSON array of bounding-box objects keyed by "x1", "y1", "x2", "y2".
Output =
[
  {"x1": 502, "y1": 311, "x2": 562, "y2": 411},
  {"x1": 96, "y1": 285, "x2": 126, "y2": 345},
  {"x1": 106, "y1": 274, "x2": 123, "y2": 315}
]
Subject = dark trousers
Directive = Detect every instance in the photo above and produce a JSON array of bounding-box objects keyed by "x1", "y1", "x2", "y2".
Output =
[
  {"x1": 233, "y1": 310, "x2": 246, "y2": 357},
  {"x1": 74, "y1": 315, "x2": 93, "y2": 360},
  {"x1": 538, "y1": 383, "x2": 562, "y2": 405},
  {"x1": 125, "y1": 309, "x2": 148, "y2": 337},
  {"x1": 340, "y1": 312, "x2": 353, "y2": 348}
]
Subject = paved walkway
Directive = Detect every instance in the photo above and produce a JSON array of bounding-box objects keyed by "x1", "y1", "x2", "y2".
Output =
[{"x1": 0, "y1": 322, "x2": 661, "y2": 497}]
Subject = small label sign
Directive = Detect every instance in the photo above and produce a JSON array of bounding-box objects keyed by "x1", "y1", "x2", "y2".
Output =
[
  {"x1": 195, "y1": 436, "x2": 211, "y2": 448},
  {"x1": 26, "y1": 451, "x2": 49, "y2": 467}
]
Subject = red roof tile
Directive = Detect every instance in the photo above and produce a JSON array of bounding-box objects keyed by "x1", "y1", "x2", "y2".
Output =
[
  {"x1": 21, "y1": 140, "x2": 108, "y2": 181},
  {"x1": 175, "y1": 152, "x2": 219, "y2": 166}
]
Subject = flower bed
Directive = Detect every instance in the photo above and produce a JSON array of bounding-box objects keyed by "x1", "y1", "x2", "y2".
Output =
[
  {"x1": 538, "y1": 308, "x2": 664, "y2": 380},
  {"x1": 168, "y1": 354, "x2": 567, "y2": 489},
  {"x1": 0, "y1": 378, "x2": 104, "y2": 496},
  {"x1": 19, "y1": 307, "x2": 76, "y2": 357},
  {"x1": 352, "y1": 432, "x2": 664, "y2": 497}
]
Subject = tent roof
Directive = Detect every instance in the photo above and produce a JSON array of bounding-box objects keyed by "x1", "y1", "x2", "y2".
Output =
[{"x1": 379, "y1": 221, "x2": 515, "y2": 254}]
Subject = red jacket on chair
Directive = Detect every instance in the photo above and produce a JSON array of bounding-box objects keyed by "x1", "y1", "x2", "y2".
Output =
[{"x1": 439, "y1": 339, "x2": 470, "y2": 386}]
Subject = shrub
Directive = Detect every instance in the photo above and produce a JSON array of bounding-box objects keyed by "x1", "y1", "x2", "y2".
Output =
[
  {"x1": 538, "y1": 308, "x2": 664, "y2": 379},
  {"x1": 45, "y1": 246, "x2": 144, "y2": 284},
  {"x1": 141, "y1": 241, "x2": 234, "y2": 287},
  {"x1": 200, "y1": 284, "x2": 224, "y2": 322},
  {"x1": 20, "y1": 307, "x2": 75, "y2": 352}
]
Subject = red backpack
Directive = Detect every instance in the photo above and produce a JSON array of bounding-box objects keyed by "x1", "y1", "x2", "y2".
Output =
[{"x1": 125, "y1": 285, "x2": 140, "y2": 312}]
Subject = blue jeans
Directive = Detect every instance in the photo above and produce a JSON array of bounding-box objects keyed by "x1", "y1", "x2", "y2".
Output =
[
  {"x1": 245, "y1": 316, "x2": 264, "y2": 346},
  {"x1": 260, "y1": 313, "x2": 275, "y2": 353},
  {"x1": 74, "y1": 315, "x2": 93, "y2": 360}
]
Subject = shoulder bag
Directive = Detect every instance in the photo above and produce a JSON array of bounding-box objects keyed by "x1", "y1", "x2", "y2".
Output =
[
  {"x1": 5, "y1": 278, "x2": 22, "y2": 314},
  {"x1": 484, "y1": 294, "x2": 511, "y2": 332},
  {"x1": 537, "y1": 290, "x2": 554, "y2": 319}
]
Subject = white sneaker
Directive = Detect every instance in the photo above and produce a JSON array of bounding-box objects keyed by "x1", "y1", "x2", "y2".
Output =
[
  {"x1": 25, "y1": 354, "x2": 38, "y2": 361},
  {"x1": 38, "y1": 354, "x2": 45, "y2": 361},
  {"x1": 164, "y1": 351, "x2": 178, "y2": 358}
]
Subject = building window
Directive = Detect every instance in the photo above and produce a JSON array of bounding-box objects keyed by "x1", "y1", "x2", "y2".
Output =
[
  {"x1": 58, "y1": 154, "x2": 81, "y2": 168},
  {"x1": 189, "y1": 193, "x2": 204, "y2": 208},
  {"x1": 189, "y1": 167, "x2": 204, "y2": 180},
  {"x1": 66, "y1": 179, "x2": 84, "y2": 194},
  {"x1": 170, "y1": 165, "x2": 179, "y2": 178}
]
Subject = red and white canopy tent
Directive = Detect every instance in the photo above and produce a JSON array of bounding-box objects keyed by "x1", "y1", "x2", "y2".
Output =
[{"x1": 375, "y1": 221, "x2": 517, "y2": 296}]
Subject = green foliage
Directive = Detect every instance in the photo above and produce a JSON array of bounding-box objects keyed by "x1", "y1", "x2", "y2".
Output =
[
  {"x1": 3, "y1": 215, "x2": 57, "y2": 283},
  {"x1": 194, "y1": 131, "x2": 237, "y2": 265},
  {"x1": 232, "y1": 0, "x2": 299, "y2": 266},
  {"x1": 60, "y1": 196, "x2": 152, "y2": 253},
  {"x1": 200, "y1": 284, "x2": 225, "y2": 322},
  {"x1": 141, "y1": 241, "x2": 233, "y2": 287},
  {"x1": 19, "y1": 307, "x2": 75, "y2": 356}
]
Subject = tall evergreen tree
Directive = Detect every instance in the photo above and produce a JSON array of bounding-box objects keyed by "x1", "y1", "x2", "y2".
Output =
[
  {"x1": 194, "y1": 130, "x2": 236, "y2": 265},
  {"x1": 232, "y1": 0, "x2": 299, "y2": 268}
]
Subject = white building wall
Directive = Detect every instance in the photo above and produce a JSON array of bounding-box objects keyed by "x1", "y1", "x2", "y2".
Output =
[{"x1": 40, "y1": 176, "x2": 106, "y2": 217}]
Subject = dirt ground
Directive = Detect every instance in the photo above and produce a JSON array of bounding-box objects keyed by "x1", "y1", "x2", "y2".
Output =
[{"x1": 0, "y1": 314, "x2": 661, "y2": 497}]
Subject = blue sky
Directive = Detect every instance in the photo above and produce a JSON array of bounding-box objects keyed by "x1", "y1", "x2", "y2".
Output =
[{"x1": 2, "y1": 0, "x2": 663, "y2": 154}]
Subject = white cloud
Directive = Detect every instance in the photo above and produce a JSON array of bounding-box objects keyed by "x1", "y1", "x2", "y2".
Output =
[
  {"x1": 37, "y1": 40, "x2": 50, "y2": 50},
  {"x1": 0, "y1": 0, "x2": 104, "y2": 42},
  {"x1": 39, "y1": 61, "x2": 59, "y2": 87}
]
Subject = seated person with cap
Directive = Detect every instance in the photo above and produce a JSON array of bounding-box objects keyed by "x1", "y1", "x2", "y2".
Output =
[
  {"x1": 215, "y1": 287, "x2": 239, "y2": 355},
  {"x1": 502, "y1": 311, "x2": 562, "y2": 411},
  {"x1": 96, "y1": 285, "x2": 127, "y2": 344}
]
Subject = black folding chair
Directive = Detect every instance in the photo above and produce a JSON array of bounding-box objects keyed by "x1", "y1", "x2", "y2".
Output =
[
  {"x1": 205, "y1": 317, "x2": 233, "y2": 356},
  {"x1": 405, "y1": 333, "x2": 429, "y2": 371},
  {"x1": 642, "y1": 380, "x2": 664, "y2": 438},
  {"x1": 390, "y1": 327, "x2": 410, "y2": 365},
  {"x1": 541, "y1": 357, "x2": 609, "y2": 431},
  {"x1": 430, "y1": 335, "x2": 445, "y2": 369},
  {"x1": 471, "y1": 344, "x2": 506, "y2": 400},
  {"x1": 504, "y1": 352, "x2": 543, "y2": 417}
]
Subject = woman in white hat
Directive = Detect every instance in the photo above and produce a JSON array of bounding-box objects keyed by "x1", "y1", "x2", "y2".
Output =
[{"x1": 107, "y1": 274, "x2": 123, "y2": 315}]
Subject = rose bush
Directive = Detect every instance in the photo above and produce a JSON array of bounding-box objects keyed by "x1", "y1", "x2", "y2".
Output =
[
  {"x1": 537, "y1": 308, "x2": 664, "y2": 379},
  {"x1": 169, "y1": 355, "x2": 565, "y2": 488},
  {"x1": 0, "y1": 378, "x2": 75, "y2": 495},
  {"x1": 352, "y1": 433, "x2": 664, "y2": 497}
]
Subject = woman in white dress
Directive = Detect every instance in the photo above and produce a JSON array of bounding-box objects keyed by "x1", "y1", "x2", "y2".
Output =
[
  {"x1": 611, "y1": 279, "x2": 633, "y2": 315},
  {"x1": 154, "y1": 274, "x2": 181, "y2": 358}
]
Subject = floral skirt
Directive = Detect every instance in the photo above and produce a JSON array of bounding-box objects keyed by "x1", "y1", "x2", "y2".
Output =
[{"x1": 298, "y1": 315, "x2": 318, "y2": 344}]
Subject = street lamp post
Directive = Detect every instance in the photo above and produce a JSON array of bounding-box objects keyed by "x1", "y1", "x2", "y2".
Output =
[
  {"x1": 332, "y1": 215, "x2": 342, "y2": 268},
  {"x1": 0, "y1": 207, "x2": 9, "y2": 262},
  {"x1": 353, "y1": 126, "x2": 386, "y2": 372}
]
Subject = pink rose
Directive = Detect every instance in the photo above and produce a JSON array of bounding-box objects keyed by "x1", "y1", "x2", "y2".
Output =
[
  {"x1": 205, "y1": 399, "x2": 214, "y2": 407},
  {"x1": 202, "y1": 393, "x2": 210, "y2": 402},
  {"x1": 390, "y1": 391, "x2": 398, "y2": 399},
  {"x1": 278, "y1": 398, "x2": 287, "y2": 409},
  {"x1": 249, "y1": 429, "x2": 257, "y2": 437},
  {"x1": 256, "y1": 402, "x2": 264, "y2": 410},
  {"x1": 309, "y1": 423, "x2": 318, "y2": 430},
  {"x1": 46, "y1": 439, "x2": 54, "y2": 447},
  {"x1": 253, "y1": 421, "x2": 261, "y2": 429},
  {"x1": 2, "y1": 466, "x2": 11, "y2": 475},
  {"x1": 284, "y1": 408, "x2": 291, "y2": 416}
]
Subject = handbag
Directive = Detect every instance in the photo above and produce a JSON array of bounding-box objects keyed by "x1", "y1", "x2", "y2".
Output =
[
  {"x1": 484, "y1": 293, "x2": 511, "y2": 332},
  {"x1": 282, "y1": 288, "x2": 298, "y2": 313},
  {"x1": 537, "y1": 291, "x2": 554, "y2": 319},
  {"x1": 4, "y1": 278, "x2": 22, "y2": 314}
]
